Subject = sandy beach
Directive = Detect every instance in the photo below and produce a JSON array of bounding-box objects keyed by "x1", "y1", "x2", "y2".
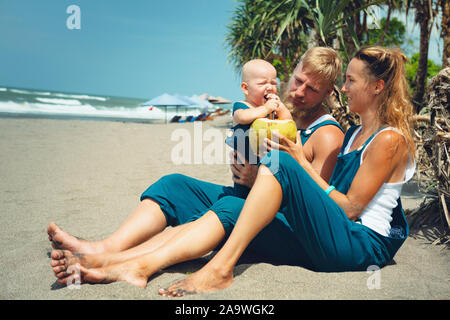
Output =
[{"x1": 0, "y1": 115, "x2": 448, "y2": 301}]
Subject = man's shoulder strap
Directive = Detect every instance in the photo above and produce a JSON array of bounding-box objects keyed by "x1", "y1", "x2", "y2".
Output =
[{"x1": 299, "y1": 119, "x2": 344, "y2": 144}]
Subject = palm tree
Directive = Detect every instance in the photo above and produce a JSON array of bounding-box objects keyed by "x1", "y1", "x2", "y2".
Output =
[
  {"x1": 225, "y1": 0, "x2": 384, "y2": 82},
  {"x1": 225, "y1": 0, "x2": 312, "y2": 82},
  {"x1": 442, "y1": 0, "x2": 450, "y2": 68},
  {"x1": 226, "y1": 0, "x2": 386, "y2": 130},
  {"x1": 408, "y1": 0, "x2": 439, "y2": 112},
  {"x1": 377, "y1": 0, "x2": 405, "y2": 45}
]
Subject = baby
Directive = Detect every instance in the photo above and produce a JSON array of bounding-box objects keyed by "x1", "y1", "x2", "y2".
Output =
[{"x1": 225, "y1": 59, "x2": 292, "y2": 197}]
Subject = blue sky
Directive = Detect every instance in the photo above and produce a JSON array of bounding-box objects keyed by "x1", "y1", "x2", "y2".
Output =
[
  {"x1": 0, "y1": 1, "x2": 443, "y2": 101},
  {"x1": 0, "y1": 0, "x2": 242, "y2": 101}
]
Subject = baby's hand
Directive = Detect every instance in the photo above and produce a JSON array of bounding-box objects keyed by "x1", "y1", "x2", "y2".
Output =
[
  {"x1": 275, "y1": 100, "x2": 293, "y2": 120},
  {"x1": 263, "y1": 99, "x2": 279, "y2": 114},
  {"x1": 265, "y1": 93, "x2": 280, "y2": 102}
]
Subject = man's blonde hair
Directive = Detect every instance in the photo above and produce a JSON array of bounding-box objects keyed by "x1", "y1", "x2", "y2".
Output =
[
  {"x1": 299, "y1": 47, "x2": 342, "y2": 88},
  {"x1": 283, "y1": 47, "x2": 342, "y2": 117}
]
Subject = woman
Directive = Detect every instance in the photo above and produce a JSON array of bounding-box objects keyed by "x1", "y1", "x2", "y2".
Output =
[{"x1": 159, "y1": 45, "x2": 416, "y2": 296}]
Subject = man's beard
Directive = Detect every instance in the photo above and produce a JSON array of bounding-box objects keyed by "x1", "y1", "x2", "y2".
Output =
[{"x1": 282, "y1": 90, "x2": 324, "y2": 121}]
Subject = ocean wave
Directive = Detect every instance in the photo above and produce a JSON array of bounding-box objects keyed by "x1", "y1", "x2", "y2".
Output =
[
  {"x1": 32, "y1": 91, "x2": 52, "y2": 96},
  {"x1": 35, "y1": 97, "x2": 82, "y2": 106},
  {"x1": 53, "y1": 93, "x2": 108, "y2": 101},
  {"x1": 6, "y1": 88, "x2": 108, "y2": 101},
  {"x1": 0, "y1": 101, "x2": 201, "y2": 120},
  {"x1": 9, "y1": 89, "x2": 32, "y2": 94},
  {"x1": 0, "y1": 88, "x2": 7, "y2": 92}
]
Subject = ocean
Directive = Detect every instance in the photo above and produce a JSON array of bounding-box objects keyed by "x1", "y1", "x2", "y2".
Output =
[{"x1": 0, "y1": 86, "x2": 219, "y2": 123}]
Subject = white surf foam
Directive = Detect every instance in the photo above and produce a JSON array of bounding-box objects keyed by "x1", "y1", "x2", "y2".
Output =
[
  {"x1": 35, "y1": 97, "x2": 83, "y2": 106},
  {"x1": 53, "y1": 93, "x2": 108, "y2": 101},
  {"x1": 0, "y1": 101, "x2": 202, "y2": 120}
]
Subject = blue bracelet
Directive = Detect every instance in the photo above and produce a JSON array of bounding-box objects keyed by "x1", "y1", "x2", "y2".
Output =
[{"x1": 325, "y1": 185, "x2": 336, "y2": 195}]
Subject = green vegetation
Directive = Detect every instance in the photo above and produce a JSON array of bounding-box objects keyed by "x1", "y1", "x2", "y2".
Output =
[
  {"x1": 406, "y1": 53, "x2": 442, "y2": 94},
  {"x1": 225, "y1": 0, "x2": 447, "y2": 108},
  {"x1": 225, "y1": 0, "x2": 449, "y2": 235}
]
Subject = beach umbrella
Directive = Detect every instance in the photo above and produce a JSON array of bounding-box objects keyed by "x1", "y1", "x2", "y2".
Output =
[
  {"x1": 174, "y1": 94, "x2": 202, "y2": 114},
  {"x1": 209, "y1": 95, "x2": 232, "y2": 104},
  {"x1": 199, "y1": 93, "x2": 232, "y2": 105},
  {"x1": 141, "y1": 93, "x2": 193, "y2": 123},
  {"x1": 189, "y1": 94, "x2": 214, "y2": 110}
]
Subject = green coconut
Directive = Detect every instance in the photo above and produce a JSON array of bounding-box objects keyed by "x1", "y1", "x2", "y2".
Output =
[{"x1": 249, "y1": 118, "x2": 297, "y2": 155}]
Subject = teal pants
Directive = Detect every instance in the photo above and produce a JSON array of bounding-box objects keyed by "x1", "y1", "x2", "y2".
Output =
[
  {"x1": 140, "y1": 173, "x2": 313, "y2": 268},
  {"x1": 141, "y1": 151, "x2": 394, "y2": 272},
  {"x1": 259, "y1": 151, "x2": 392, "y2": 271}
]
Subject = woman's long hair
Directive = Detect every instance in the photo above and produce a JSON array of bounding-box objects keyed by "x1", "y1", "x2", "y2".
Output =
[{"x1": 354, "y1": 46, "x2": 416, "y2": 157}]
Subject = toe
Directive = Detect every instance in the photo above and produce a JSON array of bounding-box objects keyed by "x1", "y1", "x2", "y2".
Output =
[
  {"x1": 169, "y1": 290, "x2": 178, "y2": 297},
  {"x1": 56, "y1": 271, "x2": 67, "y2": 279},
  {"x1": 158, "y1": 288, "x2": 167, "y2": 296},
  {"x1": 176, "y1": 289, "x2": 187, "y2": 297},
  {"x1": 53, "y1": 265, "x2": 66, "y2": 275},
  {"x1": 51, "y1": 250, "x2": 64, "y2": 260},
  {"x1": 50, "y1": 259, "x2": 65, "y2": 267},
  {"x1": 48, "y1": 222, "x2": 58, "y2": 236}
]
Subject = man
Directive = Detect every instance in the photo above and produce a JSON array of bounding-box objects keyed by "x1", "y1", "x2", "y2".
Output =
[
  {"x1": 232, "y1": 47, "x2": 343, "y2": 190},
  {"x1": 48, "y1": 47, "x2": 345, "y2": 288}
]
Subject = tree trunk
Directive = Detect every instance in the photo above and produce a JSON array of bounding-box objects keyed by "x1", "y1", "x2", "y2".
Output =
[
  {"x1": 378, "y1": 4, "x2": 392, "y2": 45},
  {"x1": 308, "y1": 29, "x2": 320, "y2": 48},
  {"x1": 412, "y1": 1, "x2": 431, "y2": 113},
  {"x1": 442, "y1": 0, "x2": 450, "y2": 68}
]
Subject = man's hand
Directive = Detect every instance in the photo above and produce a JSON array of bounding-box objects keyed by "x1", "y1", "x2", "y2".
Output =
[
  {"x1": 230, "y1": 151, "x2": 258, "y2": 188},
  {"x1": 264, "y1": 131, "x2": 308, "y2": 166}
]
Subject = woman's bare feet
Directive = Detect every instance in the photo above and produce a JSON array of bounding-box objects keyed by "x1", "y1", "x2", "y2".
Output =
[
  {"x1": 52, "y1": 254, "x2": 150, "y2": 288},
  {"x1": 158, "y1": 264, "x2": 233, "y2": 297},
  {"x1": 47, "y1": 222, "x2": 106, "y2": 254}
]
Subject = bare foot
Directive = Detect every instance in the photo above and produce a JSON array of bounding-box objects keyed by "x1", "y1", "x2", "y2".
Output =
[
  {"x1": 54, "y1": 259, "x2": 150, "y2": 288},
  {"x1": 51, "y1": 249, "x2": 105, "y2": 276},
  {"x1": 51, "y1": 250, "x2": 82, "y2": 278},
  {"x1": 158, "y1": 265, "x2": 233, "y2": 297},
  {"x1": 47, "y1": 222, "x2": 105, "y2": 254}
]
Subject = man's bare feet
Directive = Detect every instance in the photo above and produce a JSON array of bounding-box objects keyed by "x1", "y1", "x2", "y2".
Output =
[
  {"x1": 51, "y1": 249, "x2": 105, "y2": 274},
  {"x1": 158, "y1": 265, "x2": 233, "y2": 297},
  {"x1": 47, "y1": 222, "x2": 105, "y2": 254},
  {"x1": 52, "y1": 256, "x2": 150, "y2": 288}
]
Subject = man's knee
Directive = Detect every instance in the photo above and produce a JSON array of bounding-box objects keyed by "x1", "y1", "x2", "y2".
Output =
[
  {"x1": 157, "y1": 173, "x2": 190, "y2": 187},
  {"x1": 210, "y1": 196, "x2": 245, "y2": 234},
  {"x1": 213, "y1": 196, "x2": 245, "y2": 213}
]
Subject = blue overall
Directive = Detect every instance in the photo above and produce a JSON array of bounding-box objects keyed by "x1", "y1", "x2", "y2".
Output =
[
  {"x1": 140, "y1": 120, "x2": 344, "y2": 268},
  {"x1": 225, "y1": 102, "x2": 257, "y2": 198},
  {"x1": 225, "y1": 102, "x2": 253, "y2": 162},
  {"x1": 252, "y1": 125, "x2": 410, "y2": 271}
]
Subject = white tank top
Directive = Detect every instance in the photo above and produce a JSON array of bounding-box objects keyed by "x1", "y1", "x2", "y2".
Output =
[{"x1": 343, "y1": 127, "x2": 416, "y2": 236}]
